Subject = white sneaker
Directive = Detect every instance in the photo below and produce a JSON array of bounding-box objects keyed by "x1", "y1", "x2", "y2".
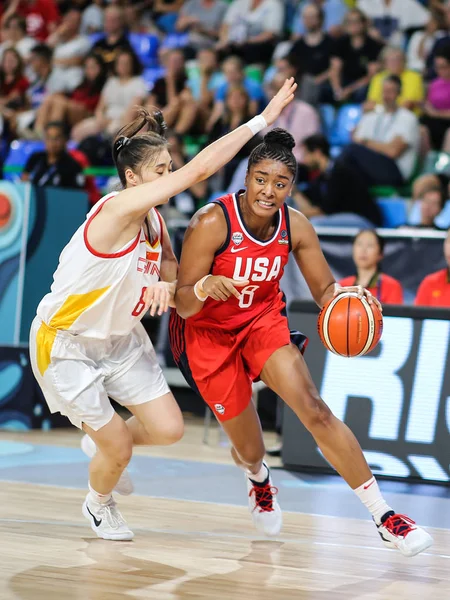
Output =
[
  {"x1": 376, "y1": 511, "x2": 433, "y2": 557},
  {"x1": 81, "y1": 434, "x2": 134, "y2": 496},
  {"x1": 82, "y1": 494, "x2": 134, "y2": 541},
  {"x1": 246, "y1": 463, "x2": 282, "y2": 536}
]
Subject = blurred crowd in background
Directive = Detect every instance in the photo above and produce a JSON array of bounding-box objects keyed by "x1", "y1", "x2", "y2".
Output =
[{"x1": 1, "y1": 0, "x2": 450, "y2": 306}]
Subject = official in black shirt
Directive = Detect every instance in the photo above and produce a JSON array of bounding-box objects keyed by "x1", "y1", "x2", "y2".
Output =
[
  {"x1": 22, "y1": 121, "x2": 85, "y2": 189},
  {"x1": 293, "y1": 134, "x2": 382, "y2": 227},
  {"x1": 330, "y1": 8, "x2": 383, "y2": 103}
]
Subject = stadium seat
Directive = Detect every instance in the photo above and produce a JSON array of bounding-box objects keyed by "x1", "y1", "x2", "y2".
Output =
[
  {"x1": 376, "y1": 198, "x2": 408, "y2": 228},
  {"x1": 3, "y1": 140, "x2": 45, "y2": 181},
  {"x1": 319, "y1": 104, "x2": 335, "y2": 138},
  {"x1": 161, "y1": 33, "x2": 189, "y2": 49},
  {"x1": 143, "y1": 67, "x2": 166, "y2": 90},
  {"x1": 128, "y1": 33, "x2": 159, "y2": 68},
  {"x1": 88, "y1": 32, "x2": 104, "y2": 46},
  {"x1": 329, "y1": 104, "x2": 362, "y2": 146},
  {"x1": 408, "y1": 199, "x2": 450, "y2": 229}
]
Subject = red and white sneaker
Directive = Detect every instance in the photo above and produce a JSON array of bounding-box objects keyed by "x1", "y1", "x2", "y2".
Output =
[
  {"x1": 246, "y1": 463, "x2": 282, "y2": 536},
  {"x1": 376, "y1": 511, "x2": 433, "y2": 557},
  {"x1": 81, "y1": 434, "x2": 134, "y2": 496}
]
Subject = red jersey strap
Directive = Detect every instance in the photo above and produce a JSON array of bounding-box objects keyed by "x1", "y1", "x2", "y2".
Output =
[{"x1": 283, "y1": 203, "x2": 292, "y2": 253}]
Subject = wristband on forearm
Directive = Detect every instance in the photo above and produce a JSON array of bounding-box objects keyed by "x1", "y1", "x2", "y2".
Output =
[
  {"x1": 193, "y1": 274, "x2": 212, "y2": 301},
  {"x1": 246, "y1": 115, "x2": 267, "y2": 136}
]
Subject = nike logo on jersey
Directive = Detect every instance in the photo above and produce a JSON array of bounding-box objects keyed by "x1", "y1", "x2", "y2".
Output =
[
  {"x1": 86, "y1": 505, "x2": 102, "y2": 527},
  {"x1": 231, "y1": 246, "x2": 249, "y2": 253}
]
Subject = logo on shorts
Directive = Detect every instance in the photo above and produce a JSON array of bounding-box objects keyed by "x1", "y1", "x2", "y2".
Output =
[
  {"x1": 214, "y1": 403, "x2": 225, "y2": 415},
  {"x1": 232, "y1": 232, "x2": 244, "y2": 246}
]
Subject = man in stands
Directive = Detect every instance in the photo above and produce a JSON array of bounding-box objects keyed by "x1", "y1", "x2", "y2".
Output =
[
  {"x1": 3, "y1": 0, "x2": 60, "y2": 42},
  {"x1": 340, "y1": 74, "x2": 420, "y2": 187},
  {"x1": 413, "y1": 186, "x2": 447, "y2": 230},
  {"x1": 91, "y1": 6, "x2": 131, "y2": 70},
  {"x1": 415, "y1": 229, "x2": 450, "y2": 307}
]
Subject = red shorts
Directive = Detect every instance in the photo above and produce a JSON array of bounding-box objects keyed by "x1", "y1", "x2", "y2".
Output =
[{"x1": 169, "y1": 308, "x2": 307, "y2": 421}]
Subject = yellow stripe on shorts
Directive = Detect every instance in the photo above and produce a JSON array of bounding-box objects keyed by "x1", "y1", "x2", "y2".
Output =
[{"x1": 36, "y1": 286, "x2": 110, "y2": 376}]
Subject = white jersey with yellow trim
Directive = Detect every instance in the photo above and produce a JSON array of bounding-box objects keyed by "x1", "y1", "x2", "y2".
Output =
[{"x1": 36, "y1": 192, "x2": 163, "y2": 340}]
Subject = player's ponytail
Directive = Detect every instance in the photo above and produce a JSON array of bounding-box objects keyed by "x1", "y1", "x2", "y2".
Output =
[
  {"x1": 247, "y1": 127, "x2": 297, "y2": 179},
  {"x1": 112, "y1": 106, "x2": 168, "y2": 187}
]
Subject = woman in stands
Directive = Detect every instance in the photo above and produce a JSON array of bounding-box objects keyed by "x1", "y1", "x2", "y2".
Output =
[
  {"x1": 29, "y1": 79, "x2": 297, "y2": 542},
  {"x1": 170, "y1": 129, "x2": 430, "y2": 556},
  {"x1": 34, "y1": 53, "x2": 108, "y2": 136},
  {"x1": 340, "y1": 229, "x2": 404, "y2": 305}
]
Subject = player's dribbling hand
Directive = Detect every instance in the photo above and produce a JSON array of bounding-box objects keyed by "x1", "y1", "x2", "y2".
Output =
[
  {"x1": 333, "y1": 284, "x2": 383, "y2": 312},
  {"x1": 202, "y1": 276, "x2": 250, "y2": 302},
  {"x1": 144, "y1": 281, "x2": 175, "y2": 316},
  {"x1": 261, "y1": 77, "x2": 297, "y2": 126}
]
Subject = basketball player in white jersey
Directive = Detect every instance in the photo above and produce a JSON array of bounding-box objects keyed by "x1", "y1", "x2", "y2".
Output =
[{"x1": 29, "y1": 78, "x2": 297, "y2": 541}]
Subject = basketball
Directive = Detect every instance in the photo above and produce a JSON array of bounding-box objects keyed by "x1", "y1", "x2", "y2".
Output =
[{"x1": 317, "y1": 292, "x2": 383, "y2": 357}]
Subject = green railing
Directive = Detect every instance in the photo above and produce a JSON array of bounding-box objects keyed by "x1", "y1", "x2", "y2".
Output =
[{"x1": 3, "y1": 165, "x2": 118, "y2": 176}]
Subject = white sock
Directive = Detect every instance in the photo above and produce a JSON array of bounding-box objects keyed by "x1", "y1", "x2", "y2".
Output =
[
  {"x1": 246, "y1": 463, "x2": 269, "y2": 483},
  {"x1": 88, "y1": 482, "x2": 112, "y2": 505},
  {"x1": 354, "y1": 476, "x2": 392, "y2": 525}
]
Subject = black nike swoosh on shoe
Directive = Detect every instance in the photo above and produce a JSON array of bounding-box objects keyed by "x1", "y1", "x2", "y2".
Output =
[{"x1": 86, "y1": 505, "x2": 102, "y2": 527}]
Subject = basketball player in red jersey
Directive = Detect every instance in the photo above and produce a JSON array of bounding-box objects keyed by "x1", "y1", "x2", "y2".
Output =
[{"x1": 170, "y1": 129, "x2": 433, "y2": 556}]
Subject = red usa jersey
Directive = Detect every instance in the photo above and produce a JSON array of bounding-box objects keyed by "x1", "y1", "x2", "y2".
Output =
[{"x1": 189, "y1": 192, "x2": 291, "y2": 330}]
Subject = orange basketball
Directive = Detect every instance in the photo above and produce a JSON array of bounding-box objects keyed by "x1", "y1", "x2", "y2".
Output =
[{"x1": 317, "y1": 292, "x2": 383, "y2": 357}]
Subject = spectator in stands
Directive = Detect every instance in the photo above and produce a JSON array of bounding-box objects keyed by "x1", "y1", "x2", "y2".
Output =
[
  {"x1": 3, "y1": 0, "x2": 60, "y2": 42},
  {"x1": 330, "y1": 8, "x2": 383, "y2": 103},
  {"x1": 292, "y1": 0, "x2": 348, "y2": 38},
  {"x1": 207, "y1": 55, "x2": 264, "y2": 131},
  {"x1": 34, "y1": 53, "x2": 107, "y2": 136},
  {"x1": 80, "y1": 0, "x2": 104, "y2": 36},
  {"x1": 294, "y1": 134, "x2": 383, "y2": 226},
  {"x1": 176, "y1": 0, "x2": 228, "y2": 57},
  {"x1": 0, "y1": 48, "x2": 29, "y2": 111},
  {"x1": 342, "y1": 75, "x2": 420, "y2": 187},
  {"x1": 72, "y1": 47, "x2": 147, "y2": 142},
  {"x1": 408, "y1": 185, "x2": 447, "y2": 230},
  {"x1": 357, "y1": 0, "x2": 429, "y2": 48},
  {"x1": 208, "y1": 84, "x2": 260, "y2": 187},
  {"x1": 407, "y1": 11, "x2": 447, "y2": 72},
  {"x1": 21, "y1": 121, "x2": 85, "y2": 189},
  {"x1": 147, "y1": 48, "x2": 198, "y2": 135},
  {"x1": 365, "y1": 47, "x2": 424, "y2": 115},
  {"x1": 216, "y1": 0, "x2": 284, "y2": 65},
  {"x1": 264, "y1": 72, "x2": 320, "y2": 163},
  {"x1": 187, "y1": 48, "x2": 224, "y2": 108},
  {"x1": 340, "y1": 229, "x2": 404, "y2": 304},
  {"x1": 0, "y1": 15, "x2": 36, "y2": 62},
  {"x1": 421, "y1": 42, "x2": 450, "y2": 151},
  {"x1": 414, "y1": 228, "x2": 450, "y2": 307},
  {"x1": 91, "y1": 6, "x2": 131, "y2": 70},
  {"x1": 290, "y1": 4, "x2": 332, "y2": 104},
  {"x1": 152, "y1": 0, "x2": 184, "y2": 24},
  {"x1": 425, "y1": 0, "x2": 450, "y2": 80},
  {"x1": 46, "y1": 9, "x2": 91, "y2": 93}
]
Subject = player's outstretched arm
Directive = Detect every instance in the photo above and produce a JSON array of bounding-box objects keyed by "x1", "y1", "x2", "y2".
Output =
[
  {"x1": 175, "y1": 204, "x2": 249, "y2": 318},
  {"x1": 109, "y1": 78, "x2": 297, "y2": 224}
]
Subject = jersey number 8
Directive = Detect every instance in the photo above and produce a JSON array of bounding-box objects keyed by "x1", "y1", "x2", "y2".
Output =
[{"x1": 238, "y1": 285, "x2": 259, "y2": 309}]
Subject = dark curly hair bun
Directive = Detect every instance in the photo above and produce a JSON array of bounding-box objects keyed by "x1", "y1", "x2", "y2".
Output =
[{"x1": 263, "y1": 128, "x2": 295, "y2": 151}]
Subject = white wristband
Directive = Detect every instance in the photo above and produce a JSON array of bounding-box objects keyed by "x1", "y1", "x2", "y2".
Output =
[
  {"x1": 193, "y1": 274, "x2": 212, "y2": 302},
  {"x1": 246, "y1": 115, "x2": 267, "y2": 136}
]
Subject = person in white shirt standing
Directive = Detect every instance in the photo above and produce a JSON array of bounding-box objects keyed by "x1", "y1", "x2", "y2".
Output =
[
  {"x1": 357, "y1": 0, "x2": 429, "y2": 48},
  {"x1": 340, "y1": 74, "x2": 420, "y2": 187}
]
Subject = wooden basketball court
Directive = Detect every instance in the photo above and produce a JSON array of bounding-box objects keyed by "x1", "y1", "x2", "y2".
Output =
[{"x1": 1, "y1": 421, "x2": 449, "y2": 600}]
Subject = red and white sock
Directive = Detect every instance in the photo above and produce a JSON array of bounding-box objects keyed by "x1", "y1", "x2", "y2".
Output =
[
  {"x1": 88, "y1": 482, "x2": 112, "y2": 505},
  {"x1": 353, "y1": 476, "x2": 392, "y2": 525}
]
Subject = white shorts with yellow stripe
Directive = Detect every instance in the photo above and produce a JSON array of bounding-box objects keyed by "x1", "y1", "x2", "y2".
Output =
[{"x1": 29, "y1": 317, "x2": 170, "y2": 431}]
